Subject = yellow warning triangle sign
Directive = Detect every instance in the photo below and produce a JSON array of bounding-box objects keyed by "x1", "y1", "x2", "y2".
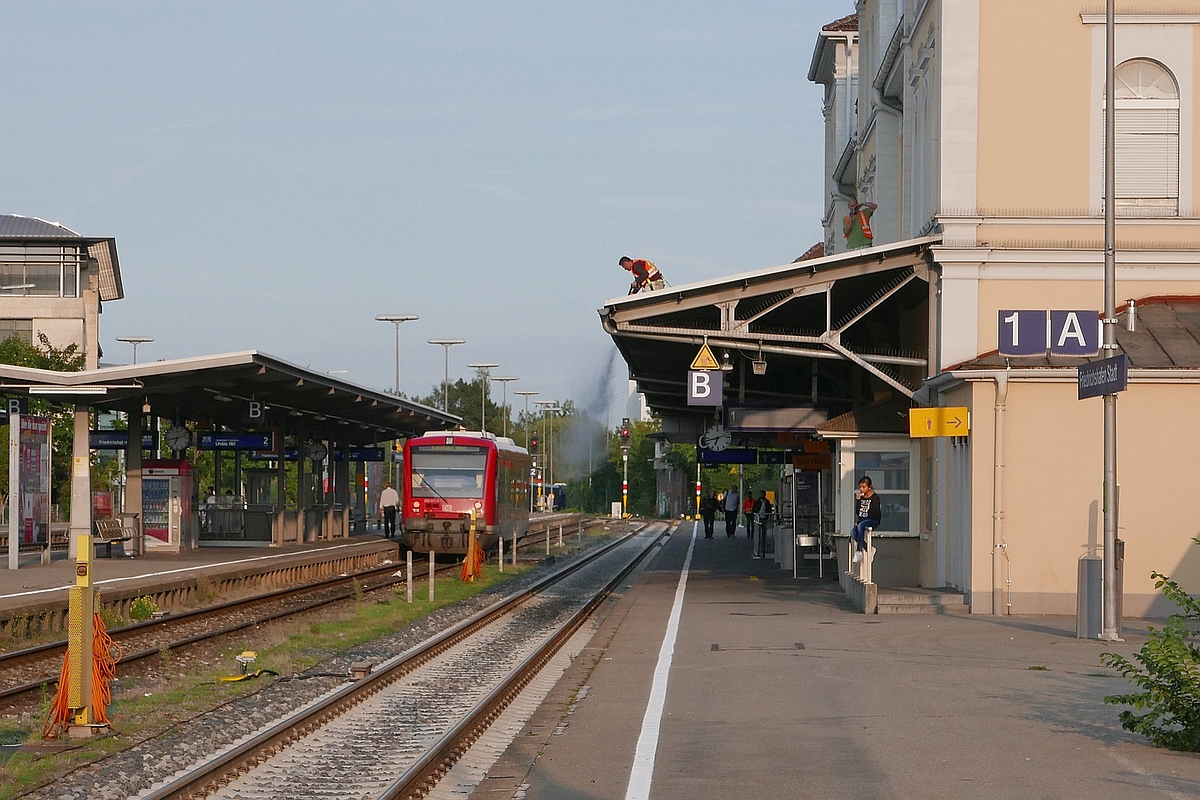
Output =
[{"x1": 691, "y1": 342, "x2": 720, "y2": 370}]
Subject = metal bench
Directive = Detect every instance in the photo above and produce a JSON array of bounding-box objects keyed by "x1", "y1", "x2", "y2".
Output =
[{"x1": 94, "y1": 518, "x2": 133, "y2": 558}]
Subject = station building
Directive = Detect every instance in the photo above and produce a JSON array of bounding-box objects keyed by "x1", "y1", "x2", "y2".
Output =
[
  {"x1": 605, "y1": 5, "x2": 1200, "y2": 616},
  {"x1": 0, "y1": 214, "x2": 122, "y2": 368}
]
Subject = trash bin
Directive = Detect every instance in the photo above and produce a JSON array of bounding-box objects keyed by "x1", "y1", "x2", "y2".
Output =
[{"x1": 1077, "y1": 539, "x2": 1123, "y2": 640}]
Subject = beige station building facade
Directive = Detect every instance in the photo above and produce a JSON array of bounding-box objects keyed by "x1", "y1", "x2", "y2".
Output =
[{"x1": 606, "y1": 4, "x2": 1200, "y2": 618}]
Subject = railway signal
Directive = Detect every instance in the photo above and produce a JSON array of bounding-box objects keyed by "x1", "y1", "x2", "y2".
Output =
[{"x1": 529, "y1": 434, "x2": 539, "y2": 453}]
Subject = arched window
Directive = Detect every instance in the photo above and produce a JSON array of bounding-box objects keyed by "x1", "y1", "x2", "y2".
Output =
[{"x1": 1107, "y1": 59, "x2": 1180, "y2": 215}]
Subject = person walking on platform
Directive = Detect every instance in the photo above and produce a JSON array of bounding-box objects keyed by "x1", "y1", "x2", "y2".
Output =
[
  {"x1": 700, "y1": 492, "x2": 719, "y2": 538},
  {"x1": 851, "y1": 476, "x2": 881, "y2": 563},
  {"x1": 379, "y1": 482, "x2": 400, "y2": 540},
  {"x1": 620, "y1": 256, "x2": 666, "y2": 294},
  {"x1": 754, "y1": 491, "x2": 773, "y2": 531},
  {"x1": 723, "y1": 486, "x2": 740, "y2": 537},
  {"x1": 743, "y1": 494, "x2": 756, "y2": 538}
]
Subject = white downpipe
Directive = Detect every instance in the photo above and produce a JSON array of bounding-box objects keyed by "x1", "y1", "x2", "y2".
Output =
[{"x1": 992, "y1": 373, "x2": 1009, "y2": 615}]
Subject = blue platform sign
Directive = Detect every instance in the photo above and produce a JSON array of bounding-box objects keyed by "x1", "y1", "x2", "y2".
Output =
[
  {"x1": 998, "y1": 310, "x2": 1047, "y2": 356},
  {"x1": 1078, "y1": 354, "x2": 1128, "y2": 399},
  {"x1": 697, "y1": 447, "x2": 756, "y2": 464},
  {"x1": 1050, "y1": 310, "x2": 1100, "y2": 357},
  {"x1": 196, "y1": 431, "x2": 275, "y2": 450},
  {"x1": 89, "y1": 431, "x2": 158, "y2": 449}
]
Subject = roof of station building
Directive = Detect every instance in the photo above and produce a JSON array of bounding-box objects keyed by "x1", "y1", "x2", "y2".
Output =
[
  {"x1": 0, "y1": 215, "x2": 81, "y2": 237},
  {"x1": 822, "y1": 13, "x2": 858, "y2": 32},
  {"x1": 0, "y1": 350, "x2": 460, "y2": 442},
  {"x1": 949, "y1": 296, "x2": 1200, "y2": 371},
  {"x1": 0, "y1": 214, "x2": 124, "y2": 302}
]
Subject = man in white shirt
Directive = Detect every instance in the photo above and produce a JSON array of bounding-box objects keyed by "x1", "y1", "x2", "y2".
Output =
[{"x1": 379, "y1": 483, "x2": 401, "y2": 539}]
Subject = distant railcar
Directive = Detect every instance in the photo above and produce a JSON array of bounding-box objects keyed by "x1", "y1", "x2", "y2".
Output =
[{"x1": 400, "y1": 431, "x2": 531, "y2": 555}]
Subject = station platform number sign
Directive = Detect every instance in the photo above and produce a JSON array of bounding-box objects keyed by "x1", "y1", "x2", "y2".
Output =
[{"x1": 999, "y1": 309, "x2": 1100, "y2": 357}]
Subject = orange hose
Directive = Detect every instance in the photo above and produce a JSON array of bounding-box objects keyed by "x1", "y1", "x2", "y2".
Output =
[{"x1": 42, "y1": 612, "x2": 121, "y2": 740}]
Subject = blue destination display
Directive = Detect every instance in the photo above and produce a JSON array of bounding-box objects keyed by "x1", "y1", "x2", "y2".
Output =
[
  {"x1": 1078, "y1": 354, "x2": 1129, "y2": 400},
  {"x1": 698, "y1": 447, "x2": 757, "y2": 464},
  {"x1": 196, "y1": 431, "x2": 275, "y2": 450},
  {"x1": 89, "y1": 431, "x2": 157, "y2": 449},
  {"x1": 251, "y1": 447, "x2": 385, "y2": 462}
]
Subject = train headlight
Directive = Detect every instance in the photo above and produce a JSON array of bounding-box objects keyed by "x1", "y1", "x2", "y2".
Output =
[
  {"x1": 474, "y1": 501, "x2": 482, "y2": 510},
  {"x1": 412, "y1": 501, "x2": 420, "y2": 510}
]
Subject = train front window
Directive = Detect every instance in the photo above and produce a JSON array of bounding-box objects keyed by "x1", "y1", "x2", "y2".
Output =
[{"x1": 410, "y1": 447, "x2": 488, "y2": 498}]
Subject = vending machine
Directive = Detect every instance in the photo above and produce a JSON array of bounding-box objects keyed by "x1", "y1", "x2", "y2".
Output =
[{"x1": 142, "y1": 460, "x2": 197, "y2": 552}]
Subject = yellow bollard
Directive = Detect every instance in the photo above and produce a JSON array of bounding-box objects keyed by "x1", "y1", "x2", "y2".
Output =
[{"x1": 67, "y1": 534, "x2": 102, "y2": 735}]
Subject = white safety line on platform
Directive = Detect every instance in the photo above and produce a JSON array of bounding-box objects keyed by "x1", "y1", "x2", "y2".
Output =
[
  {"x1": 0, "y1": 541, "x2": 374, "y2": 601},
  {"x1": 624, "y1": 521, "x2": 697, "y2": 800}
]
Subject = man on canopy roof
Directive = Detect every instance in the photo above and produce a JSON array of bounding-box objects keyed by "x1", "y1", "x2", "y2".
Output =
[{"x1": 620, "y1": 256, "x2": 666, "y2": 294}]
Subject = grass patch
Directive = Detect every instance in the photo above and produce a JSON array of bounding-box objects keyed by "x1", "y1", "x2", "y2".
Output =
[{"x1": 0, "y1": 561, "x2": 530, "y2": 800}]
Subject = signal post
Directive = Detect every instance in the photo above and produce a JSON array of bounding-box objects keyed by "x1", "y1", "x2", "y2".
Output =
[{"x1": 620, "y1": 419, "x2": 631, "y2": 516}]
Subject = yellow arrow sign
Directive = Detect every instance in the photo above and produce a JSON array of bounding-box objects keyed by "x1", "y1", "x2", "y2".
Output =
[
  {"x1": 690, "y1": 342, "x2": 720, "y2": 371},
  {"x1": 909, "y1": 407, "x2": 970, "y2": 438}
]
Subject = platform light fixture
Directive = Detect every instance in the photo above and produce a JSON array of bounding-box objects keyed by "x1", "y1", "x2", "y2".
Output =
[
  {"x1": 428, "y1": 339, "x2": 466, "y2": 413},
  {"x1": 116, "y1": 336, "x2": 154, "y2": 364},
  {"x1": 467, "y1": 363, "x2": 499, "y2": 433},
  {"x1": 491, "y1": 376, "x2": 518, "y2": 438},
  {"x1": 375, "y1": 314, "x2": 419, "y2": 395}
]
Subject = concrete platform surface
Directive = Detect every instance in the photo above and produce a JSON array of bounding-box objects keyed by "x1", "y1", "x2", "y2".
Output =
[
  {"x1": 0, "y1": 536, "x2": 399, "y2": 615},
  {"x1": 480, "y1": 522, "x2": 1200, "y2": 800}
]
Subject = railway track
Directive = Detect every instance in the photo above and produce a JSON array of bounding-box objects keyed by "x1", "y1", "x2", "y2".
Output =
[
  {"x1": 0, "y1": 517, "x2": 609, "y2": 708},
  {"x1": 138, "y1": 521, "x2": 671, "y2": 800}
]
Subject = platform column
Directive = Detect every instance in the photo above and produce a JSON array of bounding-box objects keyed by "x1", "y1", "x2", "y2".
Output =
[
  {"x1": 334, "y1": 443, "x2": 350, "y2": 538},
  {"x1": 125, "y1": 409, "x2": 143, "y2": 556},
  {"x1": 68, "y1": 406, "x2": 92, "y2": 560},
  {"x1": 297, "y1": 426, "x2": 308, "y2": 542}
]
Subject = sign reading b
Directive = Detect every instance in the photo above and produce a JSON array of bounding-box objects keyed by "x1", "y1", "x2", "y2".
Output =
[{"x1": 687, "y1": 371, "x2": 723, "y2": 407}]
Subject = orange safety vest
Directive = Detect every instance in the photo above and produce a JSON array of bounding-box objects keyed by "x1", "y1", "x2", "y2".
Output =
[
  {"x1": 844, "y1": 210, "x2": 873, "y2": 240},
  {"x1": 634, "y1": 260, "x2": 663, "y2": 281}
]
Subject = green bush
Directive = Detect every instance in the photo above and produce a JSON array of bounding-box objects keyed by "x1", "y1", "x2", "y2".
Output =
[
  {"x1": 129, "y1": 596, "x2": 159, "y2": 622},
  {"x1": 1102, "y1": 549, "x2": 1200, "y2": 751}
]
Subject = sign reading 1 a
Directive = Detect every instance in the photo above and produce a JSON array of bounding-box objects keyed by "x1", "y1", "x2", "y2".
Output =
[{"x1": 998, "y1": 309, "x2": 1100, "y2": 358}]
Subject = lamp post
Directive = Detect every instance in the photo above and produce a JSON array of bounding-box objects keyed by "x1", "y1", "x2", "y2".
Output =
[
  {"x1": 534, "y1": 400, "x2": 560, "y2": 509},
  {"x1": 491, "y1": 376, "x2": 518, "y2": 438},
  {"x1": 116, "y1": 336, "x2": 154, "y2": 364},
  {"x1": 428, "y1": 339, "x2": 465, "y2": 413},
  {"x1": 375, "y1": 315, "x2": 418, "y2": 395},
  {"x1": 515, "y1": 390, "x2": 539, "y2": 513},
  {"x1": 514, "y1": 390, "x2": 538, "y2": 448},
  {"x1": 467, "y1": 363, "x2": 499, "y2": 433}
]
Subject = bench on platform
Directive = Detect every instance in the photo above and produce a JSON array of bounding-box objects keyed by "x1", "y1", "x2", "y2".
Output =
[{"x1": 94, "y1": 518, "x2": 133, "y2": 558}]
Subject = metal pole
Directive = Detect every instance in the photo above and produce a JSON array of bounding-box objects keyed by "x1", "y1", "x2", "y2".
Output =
[
  {"x1": 406, "y1": 549, "x2": 413, "y2": 603},
  {"x1": 622, "y1": 453, "x2": 629, "y2": 516},
  {"x1": 499, "y1": 535, "x2": 504, "y2": 572},
  {"x1": 1100, "y1": 0, "x2": 1122, "y2": 642},
  {"x1": 428, "y1": 550, "x2": 435, "y2": 602},
  {"x1": 394, "y1": 323, "x2": 400, "y2": 394}
]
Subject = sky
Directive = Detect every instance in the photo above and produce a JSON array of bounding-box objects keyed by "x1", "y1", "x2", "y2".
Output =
[{"x1": 0, "y1": 1, "x2": 837, "y2": 426}]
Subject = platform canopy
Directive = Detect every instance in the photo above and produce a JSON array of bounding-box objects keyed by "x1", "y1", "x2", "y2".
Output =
[
  {"x1": 0, "y1": 350, "x2": 458, "y2": 443},
  {"x1": 599, "y1": 237, "x2": 939, "y2": 442}
]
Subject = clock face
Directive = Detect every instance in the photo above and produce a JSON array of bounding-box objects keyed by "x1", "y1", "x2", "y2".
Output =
[
  {"x1": 165, "y1": 425, "x2": 191, "y2": 451},
  {"x1": 306, "y1": 442, "x2": 328, "y2": 461},
  {"x1": 701, "y1": 424, "x2": 731, "y2": 452}
]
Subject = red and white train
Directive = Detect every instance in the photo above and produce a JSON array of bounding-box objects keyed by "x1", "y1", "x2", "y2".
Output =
[{"x1": 400, "y1": 431, "x2": 531, "y2": 555}]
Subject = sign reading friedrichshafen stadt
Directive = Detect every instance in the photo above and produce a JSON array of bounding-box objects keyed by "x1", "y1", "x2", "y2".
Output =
[{"x1": 1078, "y1": 354, "x2": 1128, "y2": 400}]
